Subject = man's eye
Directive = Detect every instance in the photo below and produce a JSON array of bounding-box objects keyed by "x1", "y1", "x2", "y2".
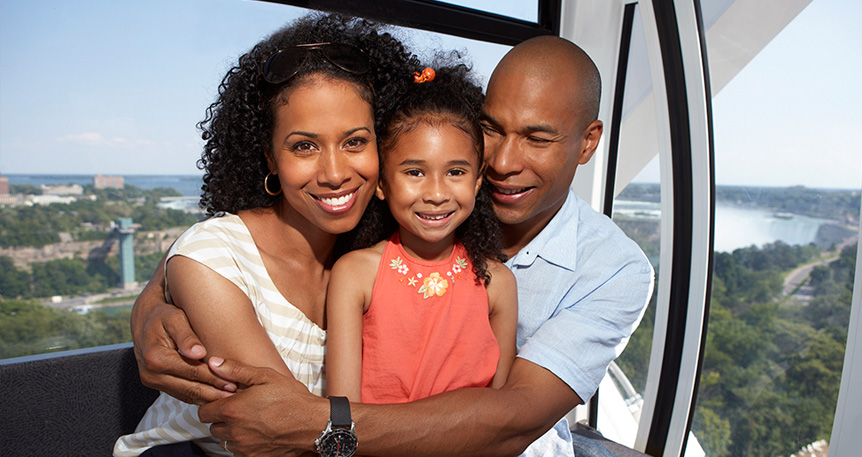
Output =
[{"x1": 480, "y1": 123, "x2": 499, "y2": 135}]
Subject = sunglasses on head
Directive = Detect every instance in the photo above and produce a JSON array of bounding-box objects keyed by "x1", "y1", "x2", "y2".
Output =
[{"x1": 261, "y1": 42, "x2": 371, "y2": 85}]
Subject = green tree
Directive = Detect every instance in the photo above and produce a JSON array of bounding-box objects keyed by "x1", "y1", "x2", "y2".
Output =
[{"x1": 0, "y1": 256, "x2": 30, "y2": 298}]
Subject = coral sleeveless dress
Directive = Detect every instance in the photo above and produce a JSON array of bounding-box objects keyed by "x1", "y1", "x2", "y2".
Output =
[{"x1": 360, "y1": 233, "x2": 500, "y2": 404}]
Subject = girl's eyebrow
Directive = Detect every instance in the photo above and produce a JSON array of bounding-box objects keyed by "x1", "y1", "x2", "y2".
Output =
[{"x1": 397, "y1": 159, "x2": 473, "y2": 167}]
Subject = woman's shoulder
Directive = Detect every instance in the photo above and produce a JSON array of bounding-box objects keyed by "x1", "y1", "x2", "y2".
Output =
[{"x1": 171, "y1": 212, "x2": 248, "y2": 255}]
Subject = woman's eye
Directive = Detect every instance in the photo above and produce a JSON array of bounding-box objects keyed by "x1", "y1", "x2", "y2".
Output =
[
  {"x1": 344, "y1": 137, "x2": 368, "y2": 149},
  {"x1": 291, "y1": 141, "x2": 317, "y2": 154}
]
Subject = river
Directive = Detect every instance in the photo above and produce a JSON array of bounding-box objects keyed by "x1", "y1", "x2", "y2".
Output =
[{"x1": 614, "y1": 200, "x2": 848, "y2": 252}]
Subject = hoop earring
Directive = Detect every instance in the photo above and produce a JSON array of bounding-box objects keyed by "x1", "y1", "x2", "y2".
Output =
[{"x1": 264, "y1": 171, "x2": 282, "y2": 196}]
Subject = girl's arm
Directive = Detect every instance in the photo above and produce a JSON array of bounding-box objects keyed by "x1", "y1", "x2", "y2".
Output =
[
  {"x1": 166, "y1": 255, "x2": 292, "y2": 380},
  {"x1": 485, "y1": 261, "x2": 519, "y2": 389},
  {"x1": 325, "y1": 249, "x2": 379, "y2": 401}
]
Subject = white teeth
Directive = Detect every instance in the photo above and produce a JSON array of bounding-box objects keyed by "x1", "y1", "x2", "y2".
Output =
[
  {"x1": 419, "y1": 213, "x2": 450, "y2": 220},
  {"x1": 496, "y1": 187, "x2": 526, "y2": 195},
  {"x1": 320, "y1": 192, "x2": 354, "y2": 207}
]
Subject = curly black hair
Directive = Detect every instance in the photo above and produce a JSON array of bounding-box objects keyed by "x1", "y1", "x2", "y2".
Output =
[
  {"x1": 195, "y1": 13, "x2": 420, "y2": 219},
  {"x1": 353, "y1": 63, "x2": 504, "y2": 285}
]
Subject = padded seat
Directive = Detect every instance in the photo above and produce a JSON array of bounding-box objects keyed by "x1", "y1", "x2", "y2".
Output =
[{"x1": 0, "y1": 343, "x2": 158, "y2": 457}]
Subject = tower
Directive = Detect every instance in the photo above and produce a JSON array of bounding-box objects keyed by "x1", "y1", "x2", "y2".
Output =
[{"x1": 117, "y1": 217, "x2": 137, "y2": 289}]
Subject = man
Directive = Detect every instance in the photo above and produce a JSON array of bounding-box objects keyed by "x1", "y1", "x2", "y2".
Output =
[{"x1": 132, "y1": 35, "x2": 653, "y2": 456}]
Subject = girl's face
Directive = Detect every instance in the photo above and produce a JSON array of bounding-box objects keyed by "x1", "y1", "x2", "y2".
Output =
[
  {"x1": 267, "y1": 77, "x2": 378, "y2": 236},
  {"x1": 376, "y1": 122, "x2": 482, "y2": 259}
]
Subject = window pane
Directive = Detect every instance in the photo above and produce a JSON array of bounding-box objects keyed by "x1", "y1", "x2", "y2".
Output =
[
  {"x1": 432, "y1": 0, "x2": 538, "y2": 22},
  {"x1": 0, "y1": 0, "x2": 509, "y2": 360},
  {"x1": 691, "y1": 0, "x2": 861, "y2": 455}
]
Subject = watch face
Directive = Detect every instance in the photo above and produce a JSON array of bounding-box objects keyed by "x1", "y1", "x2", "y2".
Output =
[{"x1": 317, "y1": 429, "x2": 358, "y2": 457}]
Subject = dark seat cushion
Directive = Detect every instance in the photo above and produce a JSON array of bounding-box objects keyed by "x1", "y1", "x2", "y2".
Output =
[{"x1": 0, "y1": 343, "x2": 159, "y2": 457}]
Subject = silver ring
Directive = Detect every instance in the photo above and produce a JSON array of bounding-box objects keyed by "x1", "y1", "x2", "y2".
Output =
[{"x1": 222, "y1": 440, "x2": 230, "y2": 453}]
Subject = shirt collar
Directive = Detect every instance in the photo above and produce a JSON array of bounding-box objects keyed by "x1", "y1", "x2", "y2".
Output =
[{"x1": 506, "y1": 188, "x2": 580, "y2": 271}]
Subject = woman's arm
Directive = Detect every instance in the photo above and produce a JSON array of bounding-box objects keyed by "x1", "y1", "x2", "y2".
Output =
[
  {"x1": 167, "y1": 255, "x2": 292, "y2": 379},
  {"x1": 131, "y1": 250, "x2": 235, "y2": 404},
  {"x1": 485, "y1": 261, "x2": 518, "y2": 389},
  {"x1": 324, "y1": 249, "x2": 379, "y2": 401}
]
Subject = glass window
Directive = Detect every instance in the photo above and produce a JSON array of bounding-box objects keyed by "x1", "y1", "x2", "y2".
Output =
[
  {"x1": 690, "y1": 1, "x2": 861, "y2": 456},
  {"x1": 432, "y1": 0, "x2": 539, "y2": 23},
  {"x1": 0, "y1": 0, "x2": 509, "y2": 360}
]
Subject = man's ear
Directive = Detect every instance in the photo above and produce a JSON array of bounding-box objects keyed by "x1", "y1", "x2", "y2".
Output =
[{"x1": 578, "y1": 120, "x2": 603, "y2": 165}]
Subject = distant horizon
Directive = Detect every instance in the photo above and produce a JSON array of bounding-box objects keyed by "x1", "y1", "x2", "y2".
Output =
[{"x1": 4, "y1": 172, "x2": 860, "y2": 192}]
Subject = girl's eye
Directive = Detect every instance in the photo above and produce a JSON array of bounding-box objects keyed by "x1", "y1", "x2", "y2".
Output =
[
  {"x1": 405, "y1": 169, "x2": 424, "y2": 177},
  {"x1": 448, "y1": 169, "x2": 466, "y2": 176}
]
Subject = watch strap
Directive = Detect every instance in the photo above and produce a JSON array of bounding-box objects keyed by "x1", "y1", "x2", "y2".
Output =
[{"x1": 328, "y1": 396, "x2": 352, "y2": 428}]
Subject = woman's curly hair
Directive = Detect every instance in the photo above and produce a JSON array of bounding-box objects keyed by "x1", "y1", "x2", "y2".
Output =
[
  {"x1": 353, "y1": 62, "x2": 505, "y2": 285},
  {"x1": 196, "y1": 13, "x2": 419, "y2": 219}
]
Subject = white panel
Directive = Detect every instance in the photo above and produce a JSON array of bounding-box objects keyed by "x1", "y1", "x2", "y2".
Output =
[
  {"x1": 828, "y1": 211, "x2": 862, "y2": 456},
  {"x1": 559, "y1": 0, "x2": 626, "y2": 210},
  {"x1": 706, "y1": 0, "x2": 812, "y2": 94}
]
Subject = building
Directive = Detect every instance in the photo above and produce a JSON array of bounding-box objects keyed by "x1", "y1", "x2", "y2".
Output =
[
  {"x1": 117, "y1": 217, "x2": 137, "y2": 290},
  {"x1": 41, "y1": 184, "x2": 83, "y2": 196},
  {"x1": 0, "y1": 172, "x2": 9, "y2": 196},
  {"x1": 94, "y1": 174, "x2": 124, "y2": 189}
]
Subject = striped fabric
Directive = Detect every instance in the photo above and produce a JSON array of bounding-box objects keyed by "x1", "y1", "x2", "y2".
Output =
[{"x1": 114, "y1": 213, "x2": 326, "y2": 456}]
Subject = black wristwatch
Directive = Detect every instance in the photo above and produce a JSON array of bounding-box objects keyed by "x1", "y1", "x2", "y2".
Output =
[{"x1": 315, "y1": 396, "x2": 358, "y2": 457}]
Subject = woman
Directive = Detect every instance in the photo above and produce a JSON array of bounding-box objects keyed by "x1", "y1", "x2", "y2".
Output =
[{"x1": 114, "y1": 13, "x2": 418, "y2": 456}]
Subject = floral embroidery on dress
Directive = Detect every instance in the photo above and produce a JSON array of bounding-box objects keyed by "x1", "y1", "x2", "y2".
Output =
[
  {"x1": 391, "y1": 254, "x2": 470, "y2": 299},
  {"x1": 418, "y1": 272, "x2": 449, "y2": 298}
]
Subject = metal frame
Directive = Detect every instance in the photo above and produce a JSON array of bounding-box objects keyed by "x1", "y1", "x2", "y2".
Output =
[
  {"x1": 633, "y1": 1, "x2": 714, "y2": 455},
  {"x1": 261, "y1": 0, "x2": 561, "y2": 45}
]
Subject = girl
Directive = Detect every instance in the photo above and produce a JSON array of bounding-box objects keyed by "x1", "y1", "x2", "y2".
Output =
[
  {"x1": 326, "y1": 65, "x2": 518, "y2": 404},
  {"x1": 114, "y1": 13, "x2": 418, "y2": 457}
]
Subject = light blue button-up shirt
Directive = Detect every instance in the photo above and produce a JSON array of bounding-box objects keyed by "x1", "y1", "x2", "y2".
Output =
[{"x1": 510, "y1": 189, "x2": 654, "y2": 456}]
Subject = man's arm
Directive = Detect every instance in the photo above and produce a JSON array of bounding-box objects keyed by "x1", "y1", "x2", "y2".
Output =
[
  {"x1": 201, "y1": 356, "x2": 578, "y2": 457},
  {"x1": 131, "y1": 250, "x2": 236, "y2": 404}
]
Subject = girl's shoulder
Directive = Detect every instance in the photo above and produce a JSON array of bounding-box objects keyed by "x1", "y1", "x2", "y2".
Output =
[
  {"x1": 485, "y1": 259, "x2": 517, "y2": 293},
  {"x1": 333, "y1": 239, "x2": 387, "y2": 273}
]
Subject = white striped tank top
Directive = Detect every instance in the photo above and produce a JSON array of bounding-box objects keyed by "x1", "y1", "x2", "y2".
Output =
[{"x1": 114, "y1": 213, "x2": 326, "y2": 456}]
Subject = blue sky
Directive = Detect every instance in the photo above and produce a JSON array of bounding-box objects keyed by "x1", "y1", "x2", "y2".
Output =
[{"x1": 0, "y1": 0, "x2": 859, "y2": 189}]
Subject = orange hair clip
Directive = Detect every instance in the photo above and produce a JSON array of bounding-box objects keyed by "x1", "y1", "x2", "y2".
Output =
[{"x1": 413, "y1": 67, "x2": 436, "y2": 83}]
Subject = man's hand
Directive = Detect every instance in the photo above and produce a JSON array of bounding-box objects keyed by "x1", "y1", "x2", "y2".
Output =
[
  {"x1": 131, "y1": 259, "x2": 236, "y2": 404},
  {"x1": 200, "y1": 357, "x2": 328, "y2": 457}
]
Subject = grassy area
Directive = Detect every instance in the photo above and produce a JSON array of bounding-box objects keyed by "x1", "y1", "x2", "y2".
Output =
[{"x1": 97, "y1": 294, "x2": 138, "y2": 305}]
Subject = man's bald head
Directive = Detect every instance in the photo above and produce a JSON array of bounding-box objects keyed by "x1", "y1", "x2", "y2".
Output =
[{"x1": 489, "y1": 35, "x2": 601, "y2": 130}]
